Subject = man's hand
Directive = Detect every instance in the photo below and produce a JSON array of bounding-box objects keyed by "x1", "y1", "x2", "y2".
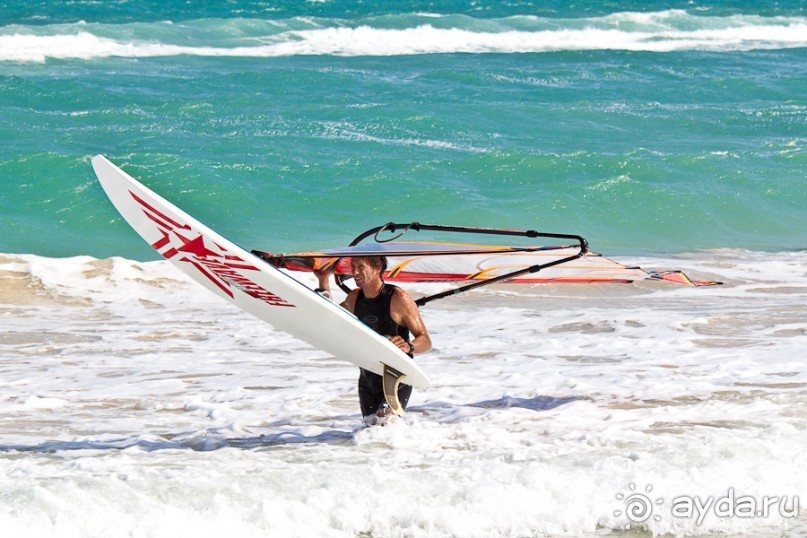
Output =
[{"x1": 389, "y1": 335, "x2": 412, "y2": 354}]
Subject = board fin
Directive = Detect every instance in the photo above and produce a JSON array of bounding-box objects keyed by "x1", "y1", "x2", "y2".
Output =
[{"x1": 382, "y1": 364, "x2": 407, "y2": 416}]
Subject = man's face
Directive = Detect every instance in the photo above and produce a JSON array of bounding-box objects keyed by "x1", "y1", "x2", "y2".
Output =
[{"x1": 350, "y1": 257, "x2": 380, "y2": 288}]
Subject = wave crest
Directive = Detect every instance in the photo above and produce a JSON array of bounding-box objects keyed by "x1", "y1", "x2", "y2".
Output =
[{"x1": 2, "y1": 11, "x2": 806, "y2": 62}]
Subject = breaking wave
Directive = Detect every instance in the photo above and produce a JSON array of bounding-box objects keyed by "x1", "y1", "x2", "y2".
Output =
[{"x1": 2, "y1": 11, "x2": 806, "y2": 62}]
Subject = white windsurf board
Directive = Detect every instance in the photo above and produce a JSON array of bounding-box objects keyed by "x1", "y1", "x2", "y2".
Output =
[{"x1": 91, "y1": 155, "x2": 429, "y2": 389}]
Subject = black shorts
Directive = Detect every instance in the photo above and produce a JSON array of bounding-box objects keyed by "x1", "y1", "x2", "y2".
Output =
[{"x1": 358, "y1": 368, "x2": 413, "y2": 417}]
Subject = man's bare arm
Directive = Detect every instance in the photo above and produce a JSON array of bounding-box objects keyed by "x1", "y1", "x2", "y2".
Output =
[{"x1": 390, "y1": 288, "x2": 431, "y2": 354}]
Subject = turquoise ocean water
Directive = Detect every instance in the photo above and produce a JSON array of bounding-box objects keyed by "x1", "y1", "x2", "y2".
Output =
[{"x1": 1, "y1": 0, "x2": 805, "y2": 260}]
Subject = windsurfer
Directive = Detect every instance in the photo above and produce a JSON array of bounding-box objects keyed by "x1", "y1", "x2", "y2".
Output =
[{"x1": 336, "y1": 256, "x2": 431, "y2": 424}]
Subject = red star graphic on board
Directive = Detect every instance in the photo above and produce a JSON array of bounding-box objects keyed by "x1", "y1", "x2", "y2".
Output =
[{"x1": 176, "y1": 233, "x2": 220, "y2": 258}]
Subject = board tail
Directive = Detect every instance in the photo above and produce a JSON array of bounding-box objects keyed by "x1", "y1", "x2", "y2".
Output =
[{"x1": 382, "y1": 364, "x2": 407, "y2": 416}]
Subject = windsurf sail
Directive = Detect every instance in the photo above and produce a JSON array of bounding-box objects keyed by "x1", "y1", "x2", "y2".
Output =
[{"x1": 252, "y1": 222, "x2": 721, "y2": 306}]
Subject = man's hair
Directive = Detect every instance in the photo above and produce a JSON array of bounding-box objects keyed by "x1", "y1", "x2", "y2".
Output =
[{"x1": 363, "y1": 255, "x2": 388, "y2": 274}]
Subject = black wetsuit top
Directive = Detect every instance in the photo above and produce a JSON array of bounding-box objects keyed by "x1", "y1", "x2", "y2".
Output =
[{"x1": 354, "y1": 283, "x2": 413, "y2": 417}]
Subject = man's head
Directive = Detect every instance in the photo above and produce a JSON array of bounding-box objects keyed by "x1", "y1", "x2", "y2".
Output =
[{"x1": 350, "y1": 256, "x2": 388, "y2": 289}]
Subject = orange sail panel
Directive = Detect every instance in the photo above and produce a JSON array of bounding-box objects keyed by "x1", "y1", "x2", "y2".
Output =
[{"x1": 256, "y1": 242, "x2": 718, "y2": 286}]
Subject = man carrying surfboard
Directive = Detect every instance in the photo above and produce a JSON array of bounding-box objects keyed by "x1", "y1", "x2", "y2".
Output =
[
  {"x1": 92, "y1": 155, "x2": 431, "y2": 429},
  {"x1": 338, "y1": 256, "x2": 431, "y2": 424}
]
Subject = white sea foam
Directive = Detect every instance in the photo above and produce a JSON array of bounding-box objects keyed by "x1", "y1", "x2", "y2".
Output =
[
  {"x1": 1, "y1": 250, "x2": 806, "y2": 536},
  {"x1": 1, "y1": 12, "x2": 806, "y2": 62}
]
